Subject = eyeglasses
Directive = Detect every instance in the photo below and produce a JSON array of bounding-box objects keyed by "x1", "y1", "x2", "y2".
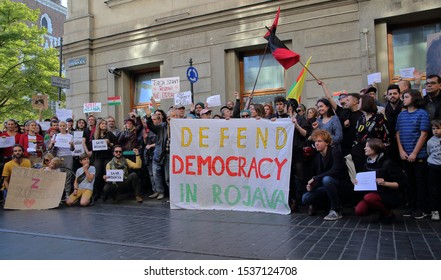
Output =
[
  {"x1": 296, "y1": 109, "x2": 303, "y2": 113},
  {"x1": 241, "y1": 114, "x2": 250, "y2": 118},
  {"x1": 114, "y1": 150, "x2": 123, "y2": 154},
  {"x1": 425, "y1": 81, "x2": 438, "y2": 86}
]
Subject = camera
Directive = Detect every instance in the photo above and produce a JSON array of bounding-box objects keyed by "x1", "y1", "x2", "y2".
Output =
[{"x1": 108, "y1": 66, "x2": 121, "y2": 76}]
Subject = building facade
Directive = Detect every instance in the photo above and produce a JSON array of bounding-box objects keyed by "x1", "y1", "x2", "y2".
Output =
[{"x1": 63, "y1": 0, "x2": 441, "y2": 121}]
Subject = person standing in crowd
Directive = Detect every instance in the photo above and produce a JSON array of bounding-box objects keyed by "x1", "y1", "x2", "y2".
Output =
[
  {"x1": 396, "y1": 90, "x2": 431, "y2": 219},
  {"x1": 107, "y1": 116, "x2": 121, "y2": 137},
  {"x1": 426, "y1": 119, "x2": 441, "y2": 221},
  {"x1": 1, "y1": 119, "x2": 22, "y2": 168},
  {"x1": 354, "y1": 138, "x2": 405, "y2": 223},
  {"x1": 1, "y1": 144, "x2": 31, "y2": 199},
  {"x1": 75, "y1": 118, "x2": 87, "y2": 132},
  {"x1": 66, "y1": 118, "x2": 75, "y2": 134},
  {"x1": 47, "y1": 121, "x2": 74, "y2": 170},
  {"x1": 82, "y1": 114, "x2": 97, "y2": 164},
  {"x1": 199, "y1": 108, "x2": 212, "y2": 119},
  {"x1": 286, "y1": 98, "x2": 311, "y2": 212},
  {"x1": 351, "y1": 95, "x2": 389, "y2": 172},
  {"x1": 19, "y1": 120, "x2": 45, "y2": 166},
  {"x1": 311, "y1": 98, "x2": 343, "y2": 150},
  {"x1": 91, "y1": 119, "x2": 117, "y2": 201},
  {"x1": 66, "y1": 153, "x2": 96, "y2": 207},
  {"x1": 140, "y1": 115, "x2": 157, "y2": 197},
  {"x1": 103, "y1": 146, "x2": 143, "y2": 203},
  {"x1": 188, "y1": 102, "x2": 205, "y2": 119},
  {"x1": 240, "y1": 110, "x2": 251, "y2": 118},
  {"x1": 384, "y1": 84, "x2": 404, "y2": 164},
  {"x1": 145, "y1": 107, "x2": 177, "y2": 200},
  {"x1": 296, "y1": 104, "x2": 307, "y2": 117},
  {"x1": 118, "y1": 112, "x2": 142, "y2": 161},
  {"x1": 302, "y1": 130, "x2": 351, "y2": 221},
  {"x1": 263, "y1": 103, "x2": 275, "y2": 119},
  {"x1": 250, "y1": 103, "x2": 265, "y2": 119},
  {"x1": 273, "y1": 96, "x2": 289, "y2": 118},
  {"x1": 424, "y1": 74, "x2": 441, "y2": 122},
  {"x1": 306, "y1": 107, "x2": 318, "y2": 127}
]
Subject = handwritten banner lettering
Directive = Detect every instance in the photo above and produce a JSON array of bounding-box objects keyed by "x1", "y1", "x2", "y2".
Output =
[
  {"x1": 106, "y1": 170, "x2": 124, "y2": 182},
  {"x1": 170, "y1": 119, "x2": 294, "y2": 215},
  {"x1": 151, "y1": 77, "x2": 180, "y2": 100}
]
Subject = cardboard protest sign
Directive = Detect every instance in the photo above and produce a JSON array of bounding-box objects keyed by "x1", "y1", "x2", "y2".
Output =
[
  {"x1": 4, "y1": 167, "x2": 66, "y2": 210},
  {"x1": 106, "y1": 170, "x2": 124, "y2": 182},
  {"x1": 92, "y1": 139, "x2": 108, "y2": 151},
  {"x1": 32, "y1": 95, "x2": 48, "y2": 110},
  {"x1": 170, "y1": 118, "x2": 294, "y2": 215},
  {"x1": 151, "y1": 77, "x2": 180, "y2": 100}
]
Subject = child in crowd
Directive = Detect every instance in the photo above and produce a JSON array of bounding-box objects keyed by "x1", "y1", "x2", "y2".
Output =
[
  {"x1": 44, "y1": 157, "x2": 63, "y2": 172},
  {"x1": 65, "y1": 153, "x2": 95, "y2": 207},
  {"x1": 427, "y1": 119, "x2": 441, "y2": 221},
  {"x1": 396, "y1": 90, "x2": 430, "y2": 219}
]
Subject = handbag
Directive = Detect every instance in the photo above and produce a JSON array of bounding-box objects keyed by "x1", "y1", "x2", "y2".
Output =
[{"x1": 302, "y1": 146, "x2": 315, "y2": 158}]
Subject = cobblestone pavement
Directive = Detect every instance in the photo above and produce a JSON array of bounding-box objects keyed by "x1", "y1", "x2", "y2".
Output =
[{"x1": 1, "y1": 199, "x2": 440, "y2": 260}]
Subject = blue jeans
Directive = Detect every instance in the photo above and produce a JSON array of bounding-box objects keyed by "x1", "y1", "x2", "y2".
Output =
[
  {"x1": 302, "y1": 176, "x2": 341, "y2": 210},
  {"x1": 152, "y1": 153, "x2": 170, "y2": 194}
]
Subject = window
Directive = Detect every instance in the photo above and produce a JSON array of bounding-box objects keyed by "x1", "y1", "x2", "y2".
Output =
[
  {"x1": 131, "y1": 69, "x2": 160, "y2": 112},
  {"x1": 239, "y1": 50, "x2": 285, "y2": 104},
  {"x1": 388, "y1": 21, "x2": 441, "y2": 83},
  {"x1": 40, "y1": 14, "x2": 52, "y2": 34}
]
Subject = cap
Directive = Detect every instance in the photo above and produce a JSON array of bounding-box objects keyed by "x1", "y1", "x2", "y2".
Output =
[
  {"x1": 220, "y1": 105, "x2": 229, "y2": 113},
  {"x1": 66, "y1": 118, "x2": 74, "y2": 122},
  {"x1": 361, "y1": 86, "x2": 377, "y2": 95},
  {"x1": 176, "y1": 105, "x2": 185, "y2": 109},
  {"x1": 200, "y1": 108, "x2": 212, "y2": 115}
]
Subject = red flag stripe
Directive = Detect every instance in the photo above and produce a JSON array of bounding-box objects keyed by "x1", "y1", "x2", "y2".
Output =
[{"x1": 264, "y1": 7, "x2": 280, "y2": 39}]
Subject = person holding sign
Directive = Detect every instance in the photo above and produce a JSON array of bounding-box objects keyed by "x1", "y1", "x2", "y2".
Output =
[
  {"x1": 66, "y1": 153, "x2": 96, "y2": 207},
  {"x1": 353, "y1": 138, "x2": 405, "y2": 222},
  {"x1": 19, "y1": 120, "x2": 45, "y2": 166},
  {"x1": 91, "y1": 119, "x2": 117, "y2": 201},
  {"x1": 1, "y1": 144, "x2": 31, "y2": 199},
  {"x1": 102, "y1": 146, "x2": 143, "y2": 203},
  {"x1": 302, "y1": 130, "x2": 352, "y2": 221},
  {"x1": 1, "y1": 119, "x2": 22, "y2": 163}
]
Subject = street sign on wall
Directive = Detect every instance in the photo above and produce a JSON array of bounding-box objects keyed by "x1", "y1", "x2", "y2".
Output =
[{"x1": 51, "y1": 76, "x2": 70, "y2": 89}]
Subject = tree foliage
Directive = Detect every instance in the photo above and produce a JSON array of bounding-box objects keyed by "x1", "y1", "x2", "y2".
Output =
[{"x1": 0, "y1": 0, "x2": 59, "y2": 123}]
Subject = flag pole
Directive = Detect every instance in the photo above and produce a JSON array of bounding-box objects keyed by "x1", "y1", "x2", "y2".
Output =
[
  {"x1": 298, "y1": 61, "x2": 320, "y2": 82},
  {"x1": 244, "y1": 40, "x2": 269, "y2": 110}
]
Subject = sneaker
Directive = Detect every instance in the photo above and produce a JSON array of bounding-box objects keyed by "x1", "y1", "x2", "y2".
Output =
[
  {"x1": 324, "y1": 210, "x2": 342, "y2": 221},
  {"x1": 412, "y1": 210, "x2": 429, "y2": 220},
  {"x1": 157, "y1": 193, "x2": 164, "y2": 200},
  {"x1": 135, "y1": 196, "x2": 143, "y2": 203},
  {"x1": 148, "y1": 192, "x2": 159, "y2": 199},
  {"x1": 431, "y1": 211, "x2": 440, "y2": 221}
]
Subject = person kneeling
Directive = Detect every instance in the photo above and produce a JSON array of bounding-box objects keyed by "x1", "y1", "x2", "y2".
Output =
[
  {"x1": 354, "y1": 138, "x2": 404, "y2": 222},
  {"x1": 302, "y1": 130, "x2": 351, "y2": 221},
  {"x1": 66, "y1": 153, "x2": 96, "y2": 207},
  {"x1": 102, "y1": 146, "x2": 143, "y2": 203}
]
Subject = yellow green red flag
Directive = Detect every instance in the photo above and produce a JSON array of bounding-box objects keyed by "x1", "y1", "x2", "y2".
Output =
[{"x1": 286, "y1": 56, "x2": 312, "y2": 102}]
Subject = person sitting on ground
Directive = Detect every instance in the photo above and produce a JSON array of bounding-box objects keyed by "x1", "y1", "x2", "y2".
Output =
[
  {"x1": 302, "y1": 129, "x2": 352, "y2": 221},
  {"x1": 102, "y1": 146, "x2": 143, "y2": 203},
  {"x1": 66, "y1": 153, "x2": 96, "y2": 207},
  {"x1": 1, "y1": 144, "x2": 31, "y2": 199},
  {"x1": 354, "y1": 138, "x2": 405, "y2": 222},
  {"x1": 44, "y1": 157, "x2": 63, "y2": 172}
]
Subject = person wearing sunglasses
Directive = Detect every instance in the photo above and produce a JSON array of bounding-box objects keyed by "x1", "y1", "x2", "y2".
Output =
[
  {"x1": 102, "y1": 145, "x2": 143, "y2": 203},
  {"x1": 240, "y1": 110, "x2": 251, "y2": 118}
]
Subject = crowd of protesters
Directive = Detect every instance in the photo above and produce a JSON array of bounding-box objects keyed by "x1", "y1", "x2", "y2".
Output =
[{"x1": 1, "y1": 75, "x2": 441, "y2": 223}]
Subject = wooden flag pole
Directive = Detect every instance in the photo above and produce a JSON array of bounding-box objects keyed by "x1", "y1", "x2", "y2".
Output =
[
  {"x1": 244, "y1": 40, "x2": 269, "y2": 110},
  {"x1": 298, "y1": 60, "x2": 320, "y2": 82}
]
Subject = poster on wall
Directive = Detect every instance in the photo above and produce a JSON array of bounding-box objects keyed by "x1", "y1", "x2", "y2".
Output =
[
  {"x1": 427, "y1": 32, "x2": 441, "y2": 77},
  {"x1": 169, "y1": 118, "x2": 294, "y2": 215}
]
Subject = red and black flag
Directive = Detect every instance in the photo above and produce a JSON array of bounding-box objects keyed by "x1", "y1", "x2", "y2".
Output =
[{"x1": 264, "y1": 8, "x2": 300, "y2": 70}]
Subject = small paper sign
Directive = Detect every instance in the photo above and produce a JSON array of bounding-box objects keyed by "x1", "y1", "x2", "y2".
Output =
[
  {"x1": 106, "y1": 170, "x2": 124, "y2": 182},
  {"x1": 206, "y1": 95, "x2": 221, "y2": 107},
  {"x1": 83, "y1": 103, "x2": 102, "y2": 113},
  {"x1": 54, "y1": 134, "x2": 72, "y2": 148},
  {"x1": 56, "y1": 108, "x2": 73, "y2": 121},
  {"x1": 399, "y1": 67, "x2": 415, "y2": 79},
  {"x1": 367, "y1": 72, "x2": 381, "y2": 85},
  {"x1": 0, "y1": 136, "x2": 15, "y2": 148},
  {"x1": 92, "y1": 139, "x2": 108, "y2": 151},
  {"x1": 354, "y1": 171, "x2": 377, "y2": 191},
  {"x1": 174, "y1": 91, "x2": 192, "y2": 106}
]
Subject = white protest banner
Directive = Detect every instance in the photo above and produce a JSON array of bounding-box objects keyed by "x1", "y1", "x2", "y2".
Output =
[
  {"x1": 399, "y1": 67, "x2": 415, "y2": 79},
  {"x1": 170, "y1": 118, "x2": 294, "y2": 215},
  {"x1": 83, "y1": 103, "x2": 102, "y2": 113},
  {"x1": 56, "y1": 108, "x2": 73, "y2": 121},
  {"x1": 92, "y1": 139, "x2": 108, "y2": 151},
  {"x1": 0, "y1": 136, "x2": 15, "y2": 148},
  {"x1": 174, "y1": 91, "x2": 192, "y2": 106},
  {"x1": 4, "y1": 167, "x2": 66, "y2": 210},
  {"x1": 151, "y1": 77, "x2": 180, "y2": 100},
  {"x1": 54, "y1": 133, "x2": 72, "y2": 148},
  {"x1": 367, "y1": 72, "x2": 381, "y2": 85},
  {"x1": 206, "y1": 95, "x2": 221, "y2": 107},
  {"x1": 106, "y1": 170, "x2": 124, "y2": 182}
]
